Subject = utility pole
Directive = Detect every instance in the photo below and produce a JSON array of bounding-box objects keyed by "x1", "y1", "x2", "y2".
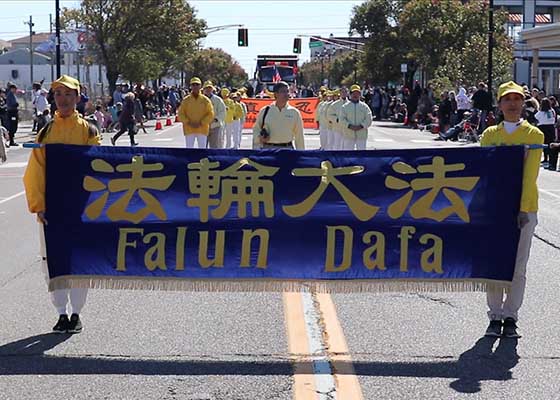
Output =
[
  {"x1": 488, "y1": 0, "x2": 494, "y2": 98},
  {"x1": 25, "y1": 16, "x2": 35, "y2": 87},
  {"x1": 49, "y1": 13, "x2": 54, "y2": 81},
  {"x1": 55, "y1": 0, "x2": 61, "y2": 78}
]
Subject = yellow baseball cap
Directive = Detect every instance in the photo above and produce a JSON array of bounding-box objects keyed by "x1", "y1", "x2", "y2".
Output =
[
  {"x1": 350, "y1": 84, "x2": 361, "y2": 93},
  {"x1": 221, "y1": 88, "x2": 230, "y2": 97},
  {"x1": 497, "y1": 81, "x2": 524, "y2": 101},
  {"x1": 51, "y1": 75, "x2": 80, "y2": 94},
  {"x1": 203, "y1": 80, "x2": 215, "y2": 89},
  {"x1": 190, "y1": 77, "x2": 202, "y2": 85}
]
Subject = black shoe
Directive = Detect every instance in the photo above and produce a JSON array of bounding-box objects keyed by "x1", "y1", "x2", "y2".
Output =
[
  {"x1": 67, "y1": 314, "x2": 83, "y2": 334},
  {"x1": 53, "y1": 314, "x2": 70, "y2": 333},
  {"x1": 485, "y1": 320, "x2": 502, "y2": 337},
  {"x1": 110, "y1": 136, "x2": 116, "y2": 146},
  {"x1": 502, "y1": 317, "x2": 521, "y2": 338},
  {"x1": 9, "y1": 142, "x2": 19, "y2": 147}
]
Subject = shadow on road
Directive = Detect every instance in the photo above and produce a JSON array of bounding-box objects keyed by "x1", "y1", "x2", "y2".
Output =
[
  {"x1": 0, "y1": 333, "x2": 72, "y2": 356},
  {"x1": 0, "y1": 334, "x2": 519, "y2": 394}
]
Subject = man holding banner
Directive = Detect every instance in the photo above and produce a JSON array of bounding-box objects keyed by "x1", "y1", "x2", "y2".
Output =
[
  {"x1": 23, "y1": 75, "x2": 101, "y2": 334},
  {"x1": 480, "y1": 81, "x2": 544, "y2": 339},
  {"x1": 252, "y1": 81, "x2": 304, "y2": 150}
]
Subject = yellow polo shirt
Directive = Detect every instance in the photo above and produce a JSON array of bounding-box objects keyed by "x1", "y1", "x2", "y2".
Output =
[
  {"x1": 252, "y1": 103, "x2": 305, "y2": 149},
  {"x1": 480, "y1": 120, "x2": 544, "y2": 212}
]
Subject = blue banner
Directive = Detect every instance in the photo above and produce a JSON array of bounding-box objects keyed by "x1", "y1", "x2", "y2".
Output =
[{"x1": 44, "y1": 145, "x2": 524, "y2": 293}]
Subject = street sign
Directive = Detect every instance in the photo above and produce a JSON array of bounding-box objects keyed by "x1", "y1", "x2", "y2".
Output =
[
  {"x1": 401, "y1": 63, "x2": 408, "y2": 73},
  {"x1": 309, "y1": 41, "x2": 324, "y2": 49}
]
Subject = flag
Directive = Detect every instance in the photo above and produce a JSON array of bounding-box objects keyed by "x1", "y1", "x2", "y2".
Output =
[{"x1": 272, "y1": 65, "x2": 281, "y2": 83}]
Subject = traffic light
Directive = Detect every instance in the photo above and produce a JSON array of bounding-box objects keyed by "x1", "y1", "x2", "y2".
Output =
[
  {"x1": 293, "y1": 38, "x2": 301, "y2": 54},
  {"x1": 238, "y1": 28, "x2": 248, "y2": 47}
]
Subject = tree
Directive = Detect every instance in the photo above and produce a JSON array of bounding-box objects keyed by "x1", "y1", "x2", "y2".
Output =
[
  {"x1": 349, "y1": 0, "x2": 406, "y2": 86},
  {"x1": 430, "y1": 10, "x2": 513, "y2": 93},
  {"x1": 399, "y1": 0, "x2": 512, "y2": 87},
  {"x1": 185, "y1": 48, "x2": 248, "y2": 88},
  {"x1": 63, "y1": 0, "x2": 206, "y2": 93}
]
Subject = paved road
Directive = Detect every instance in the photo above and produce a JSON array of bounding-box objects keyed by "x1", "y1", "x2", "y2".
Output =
[{"x1": 0, "y1": 121, "x2": 559, "y2": 399}]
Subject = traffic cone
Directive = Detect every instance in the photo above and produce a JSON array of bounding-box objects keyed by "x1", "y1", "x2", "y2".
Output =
[
  {"x1": 165, "y1": 116, "x2": 172, "y2": 126},
  {"x1": 155, "y1": 118, "x2": 163, "y2": 130},
  {"x1": 175, "y1": 115, "x2": 180, "y2": 123}
]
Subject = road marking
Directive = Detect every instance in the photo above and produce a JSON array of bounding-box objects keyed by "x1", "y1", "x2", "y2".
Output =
[
  {"x1": 411, "y1": 139, "x2": 435, "y2": 143},
  {"x1": 372, "y1": 138, "x2": 395, "y2": 142},
  {"x1": 152, "y1": 138, "x2": 174, "y2": 142},
  {"x1": 0, "y1": 162, "x2": 28, "y2": 168},
  {"x1": 301, "y1": 291, "x2": 336, "y2": 400},
  {"x1": 539, "y1": 189, "x2": 560, "y2": 200},
  {"x1": 0, "y1": 190, "x2": 25, "y2": 205},
  {"x1": 316, "y1": 293, "x2": 364, "y2": 400},
  {"x1": 283, "y1": 292, "x2": 317, "y2": 399}
]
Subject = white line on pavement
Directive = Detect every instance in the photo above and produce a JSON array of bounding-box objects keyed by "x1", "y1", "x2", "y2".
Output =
[
  {"x1": 0, "y1": 162, "x2": 28, "y2": 168},
  {"x1": 152, "y1": 138, "x2": 174, "y2": 142},
  {"x1": 0, "y1": 191, "x2": 25, "y2": 205},
  {"x1": 301, "y1": 291, "x2": 336, "y2": 400},
  {"x1": 155, "y1": 124, "x2": 180, "y2": 136},
  {"x1": 539, "y1": 189, "x2": 560, "y2": 200},
  {"x1": 411, "y1": 139, "x2": 435, "y2": 143},
  {"x1": 372, "y1": 138, "x2": 395, "y2": 142}
]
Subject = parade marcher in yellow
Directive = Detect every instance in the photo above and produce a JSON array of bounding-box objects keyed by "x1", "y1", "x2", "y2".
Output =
[
  {"x1": 252, "y1": 81, "x2": 304, "y2": 150},
  {"x1": 327, "y1": 87, "x2": 349, "y2": 150},
  {"x1": 202, "y1": 81, "x2": 226, "y2": 149},
  {"x1": 221, "y1": 88, "x2": 237, "y2": 149},
  {"x1": 481, "y1": 81, "x2": 544, "y2": 339},
  {"x1": 339, "y1": 85, "x2": 373, "y2": 150},
  {"x1": 23, "y1": 75, "x2": 101, "y2": 334},
  {"x1": 177, "y1": 77, "x2": 214, "y2": 149},
  {"x1": 235, "y1": 91, "x2": 248, "y2": 146},
  {"x1": 229, "y1": 91, "x2": 244, "y2": 149},
  {"x1": 318, "y1": 91, "x2": 333, "y2": 150}
]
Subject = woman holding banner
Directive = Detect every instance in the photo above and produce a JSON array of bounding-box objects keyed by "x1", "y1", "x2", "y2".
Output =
[{"x1": 23, "y1": 75, "x2": 101, "y2": 334}]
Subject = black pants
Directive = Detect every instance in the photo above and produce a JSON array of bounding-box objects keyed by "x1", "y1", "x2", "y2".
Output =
[
  {"x1": 539, "y1": 124, "x2": 556, "y2": 163},
  {"x1": 7, "y1": 109, "x2": 18, "y2": 144},
  {"x1": 113, "y1": 121, "x2": 136, "y2": 146}
]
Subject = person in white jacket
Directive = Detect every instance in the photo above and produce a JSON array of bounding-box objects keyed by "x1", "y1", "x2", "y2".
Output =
[
  {"x1": 338, "y1": 84, "x2": 373, "y2": 150},
  {"x1": 326, "y1": 87, "x2": 349, "y2": 150},
  {"x1": 203, "y1": 81, "x2": 227, "y2": 148},
  {"x1": 456, "y1": 87, "x2": 472, "y2": 122}
]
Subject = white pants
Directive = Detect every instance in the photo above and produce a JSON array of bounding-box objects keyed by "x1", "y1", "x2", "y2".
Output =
[
  {"x1": 340, "y1": 134, "x2": 367, "y2": 150},
  {"x1": 39, "y1": 224, "x2": 87, "y2": 315},
  {"x1": 185, "y1": 134, "x2": 207, "y2": 149},
  {"x1": 225, "y1": 122, "x2": 240, "y2": 149},
  {"x1": 233, "y1": 120, "x2": 242, "y2": 149},
  {"x1": 331, "y1": 130, "x2": 344, "y2": 150},
  {"x1": 487, "y1": 212, "x2": 537, "y2": 321},
  {"x1": 319, "y1": 125, "x2": 329, "y2": 150}
]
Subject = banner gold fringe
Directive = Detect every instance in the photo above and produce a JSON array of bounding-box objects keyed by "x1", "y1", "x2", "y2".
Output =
[{"x1": 49, "y1": 276, "x2": 511, "y2": 293}]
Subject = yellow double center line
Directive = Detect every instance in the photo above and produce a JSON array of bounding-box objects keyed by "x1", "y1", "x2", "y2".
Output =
[{"x1": 283, "y1": 292, "x2": 364, "y2": 399}]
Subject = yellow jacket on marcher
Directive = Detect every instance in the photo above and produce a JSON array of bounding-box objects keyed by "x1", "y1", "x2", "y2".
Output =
[
  {"x1": 23, "y1": 110, "x2": 101, "y2": 213},
  {"x1": 232, "y1": 102, "x2": 244, "y2": 121},
  {"x1": 177, "y1": 93, "x2": 214, "y2": 135},
  {"x1": 480, "y1": 121, "x2": 544, "y2": 212},
  {"x1": 224, "y1": 98, "x2": 236, "y2": 124}
]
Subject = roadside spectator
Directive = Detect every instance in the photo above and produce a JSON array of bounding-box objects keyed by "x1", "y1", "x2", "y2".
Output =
[
  {"x1": 535, "y1": 98, "x2": 557, "y2": 169},
  {"x1": 110, "y1": 92, "x2": 137, "y2": 146},
  {"x1": 471, "y1": 82, "x2": 493, "y2": 132},
  {"x1": 456, "y1": 87, "x2": 472, "y2": 122},
  {"x1": 6, "y1": 83, "x2": 19, "y2": 146}
]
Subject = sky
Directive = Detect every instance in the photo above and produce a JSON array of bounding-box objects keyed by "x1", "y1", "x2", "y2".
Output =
[{"x1": 0, "y1": 0, "x2": 363, "y2": 76}]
